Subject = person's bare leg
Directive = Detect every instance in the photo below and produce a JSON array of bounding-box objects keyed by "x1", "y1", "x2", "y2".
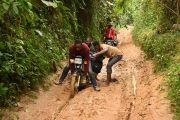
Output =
[{"x1": 106, "y1": 72, "x2": 111, "y2": 86}]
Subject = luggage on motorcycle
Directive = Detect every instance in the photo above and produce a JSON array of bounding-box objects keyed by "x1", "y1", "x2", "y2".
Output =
[
  {"x1": 91, "y1": 54, "x2": 104, "y2": 74},
  {"x1": 91, "y1": 60, "x2": 103, "y2": 74}
]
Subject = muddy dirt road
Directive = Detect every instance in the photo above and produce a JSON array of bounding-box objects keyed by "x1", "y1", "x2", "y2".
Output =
[{"x1": 16, "y1": 27, "x2": 173, "y2": 120}]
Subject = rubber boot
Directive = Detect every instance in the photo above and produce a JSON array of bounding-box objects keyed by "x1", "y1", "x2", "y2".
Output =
[{"x1": 106, "y1": 73, "x2": 111, "y2": 86}]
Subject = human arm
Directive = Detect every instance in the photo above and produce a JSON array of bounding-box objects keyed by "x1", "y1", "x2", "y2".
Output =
[
  {"x1": 93, "y1": 47, "x2": 108, "y2": 57},
  {"x1": 69, "y1": 45, "x2": 75, "y2": 60}
]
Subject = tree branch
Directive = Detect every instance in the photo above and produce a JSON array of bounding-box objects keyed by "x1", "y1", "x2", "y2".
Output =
[{"x1": 159, "y1": 1, "x2": 180, "y2": 17}]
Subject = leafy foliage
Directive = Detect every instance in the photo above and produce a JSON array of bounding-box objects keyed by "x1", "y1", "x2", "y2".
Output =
[
  {"x1": 113, "y1": 0, "x2": 133, "y2": 27},
  {"x1": 138, "y1": 32, "x2": 179, "y2": 71},
  {"x1": 0, "y1": 83, "x2": 8, "y2": 97},
  {"x1": 124, "y1": 0, "x2": 180, "y2": 119},
  {"x1": 1, "y1": 0, "x2": 178, "y2": 118},
  {"x1": 0, "y1": 0, "x2": 114, "y2": 108},
  {"x1": 0, "y1": 0, "x2": 77, "y2": 107},
  {"x1": 166, "y1": 64, "x2": 180, "y2": 120}
]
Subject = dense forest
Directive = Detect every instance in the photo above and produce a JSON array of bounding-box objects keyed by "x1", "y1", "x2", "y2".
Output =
[
  {"x1": 116, "y1": 0, "x2": 179, "y2": 119},
  {"x1": 0, "y1": 0, "x2": 179, "y2": 119}
]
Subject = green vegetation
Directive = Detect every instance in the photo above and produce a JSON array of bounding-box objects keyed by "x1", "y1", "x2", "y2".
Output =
[
  {"x1": 114, "y1": 0, "x2": 179, "y2": 119},
  {"x1": 0, "y1": 0, "x2": 116, "y2": 107},
  {"x1": 132, "y1": 1, "x2": 179, "y2": 118},
  {"x1": 0, "y1": 0, "x2": 179, "y2": 119},
  {"x1": 0, "y1": 0, "x2": 73, "y2": 107},
  {"x1": 166, "y1": 63, "x2": 180, "y2": 119}
]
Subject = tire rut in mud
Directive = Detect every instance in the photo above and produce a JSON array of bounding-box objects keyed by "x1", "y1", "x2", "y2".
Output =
[{"x1": 16, "y1": 27, "x2": 173, "y2": 120}]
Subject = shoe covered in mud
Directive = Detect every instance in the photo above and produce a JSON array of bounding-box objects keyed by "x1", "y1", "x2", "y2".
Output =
[
  {"x1": 111, "y1": 78, "x2": 119, "y2": 84},
  {"x1": 111, "y1": 78, "x2": 117, "y2": 82},
  {"x1": 54, "y1": 80, "x2": 63, "y2": 85},
  {"x1": 94, "y1": 86, "x2": 101, "y2": 91}
]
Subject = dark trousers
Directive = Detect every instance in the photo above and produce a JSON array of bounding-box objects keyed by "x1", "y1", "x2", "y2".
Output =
[
  {"x1": 107, "y1": 55, "x2": 122, "y2": 73},
  {"x1": 59, "y1": 61, "x2": 97, "y2": 88}
]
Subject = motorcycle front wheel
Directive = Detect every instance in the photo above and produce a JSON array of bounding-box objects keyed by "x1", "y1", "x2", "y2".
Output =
[{"x1": 70, "y1": 74, "x2": 79, "y2": 98}]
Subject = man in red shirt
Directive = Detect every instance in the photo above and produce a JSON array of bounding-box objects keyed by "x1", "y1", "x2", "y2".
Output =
[
  {"x1": 104, "y1": 22, "x2": 117, "y2": 41},
  {"x1": 68, "y1": 39, "x2": 90, "y2": 76},
  {"x1": 55, "y1": 39, "x2": 100, "y2": 91}
]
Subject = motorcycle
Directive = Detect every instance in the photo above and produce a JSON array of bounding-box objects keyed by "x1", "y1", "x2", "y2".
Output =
[
  {"x1": 70, "y1": 56, "x2": 89, "y2": 97},
  {"x1": 104, "y1": 39, "x2": 118, "y2": 46}
]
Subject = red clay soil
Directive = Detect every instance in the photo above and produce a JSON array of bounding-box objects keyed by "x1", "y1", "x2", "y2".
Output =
[{"x1": 10, "y1": 26, "x2": 173, "y2": 120}]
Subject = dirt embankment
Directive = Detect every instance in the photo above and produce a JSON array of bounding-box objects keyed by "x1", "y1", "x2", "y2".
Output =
[{"x1": 8, "y1": 27, "x2": 173, "y2": 120}]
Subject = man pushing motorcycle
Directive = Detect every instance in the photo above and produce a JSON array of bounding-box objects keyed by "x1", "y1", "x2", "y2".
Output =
[{"x1": 93, "y1": 41, "x2": 123, "y2": 86}]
